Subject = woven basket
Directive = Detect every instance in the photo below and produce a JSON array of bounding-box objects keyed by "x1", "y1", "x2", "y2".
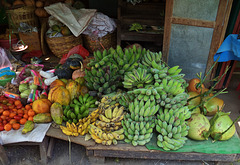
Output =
[
  {"x1": 6, "y1": 6, "x2": 39, "y2": 30},
  {"x1": 46, "y1": 35, "x2": 83, "y2": 58},
  {"x1": 19, "y1": 32, "x2": 41, "y2": 52},
  {"x1": 82, "y1": 31, "x2": 117, "y2": 53}
]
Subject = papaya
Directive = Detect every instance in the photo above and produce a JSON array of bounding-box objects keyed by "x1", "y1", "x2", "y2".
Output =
[
  {"x1": 50, "y1": 102, "x2": 63, "y2": 125},
  {"x1": 32, "y1": 99, "x2": 52, "y2": 114},
  {"x1": 50, "y1": 79, "x2": 66, "y2": 89},
  {"x1": 66, "y1": 81, "x2": 81, "y2": 100},
  {"x1": 33, "y1": 113, "x2": 53, "y2": 123},
  {"x1": 48, "y1": 86, "x2": 71, "y2": 106},
  {"x1": 22, "y1": 120, "x2": 35, "y2": 134}
]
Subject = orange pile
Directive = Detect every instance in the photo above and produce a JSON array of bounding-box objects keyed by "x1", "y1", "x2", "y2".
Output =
[{"x1": 0, "y1": 95, "x2": 36, "y2": 131}]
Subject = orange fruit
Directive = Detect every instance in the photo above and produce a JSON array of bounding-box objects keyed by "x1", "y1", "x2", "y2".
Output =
[
  {"x1": 9, "y1": 119, "x2": 17, "y2": 125},
  {"x1": 2, "y1": 110, "x2": 10, "y2": 116},
  {"x1": 17, "y1": 109, "x2": 24, "y2": 115},
  {"x1": 12, "y1": 123, "x2": 20, "y2": 130},
  {"x1": 20, "y1": 118, "x2": 27, "y2": 125},
  {"x1": 9, "y1": 112, "x2": 16, "y2": 118},
  {"x1": 28, "y1": 110, "x2": 35, "y2": 117},
  {"x1": 23, "y1": 114, "x2": 29, "y2": 119},
  {"x1": 4, "y1": 123, "x2": 12, "y2": 131},
  {"x1": 14, "y1": 100, "x2": 22, "y2": 106},
  {"x1": 25, "y1": 105, "x2": 31, "y2": 111},
  {"x1": 28, "y1": 116, "x2": 33, "y2": 121}
]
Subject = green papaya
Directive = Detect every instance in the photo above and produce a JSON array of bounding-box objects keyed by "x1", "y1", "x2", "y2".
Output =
[
  {"x1": 50, "y1": 102, "x2": 63, "y2": 125},
  {"x1": 22, "y1": 121, "x2": 35, "y2": 134},
  {"x1": 33, "y1": 113, "x2": 53, "y2": 123}
]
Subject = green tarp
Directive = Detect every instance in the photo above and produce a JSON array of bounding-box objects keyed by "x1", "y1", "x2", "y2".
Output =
[{"x1": 146, "y1": 132, "x2": 240, "y2": 154}]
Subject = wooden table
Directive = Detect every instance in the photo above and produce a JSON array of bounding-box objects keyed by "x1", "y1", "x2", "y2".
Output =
[{"x1": 45, "y1": 126, "x2": 240, "y2": 164}]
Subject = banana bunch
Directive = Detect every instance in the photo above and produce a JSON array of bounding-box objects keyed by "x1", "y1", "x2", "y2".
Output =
[
  {"x1": 77, "y1": 108, "x2": 100, "y2": 136},
  {"x1": 111, "y1": 45, "x2": 145, "y2": 76},
  {"x1": 156, "y1": 91, "x2": 189, "y2": 110},
  {"x1": 85, "y1": 65, "x2": 121, "y2": 98},
  {"x1": 60, "y1": 122, "x2": 79, "y2": 136},
  {"x1": 127, "y1": 86, "x2": 163, "y2": 103},
  {"x1": 158, "y1": 78, "x2": 185, "y2": 96},
  {"x1": 122, "y1": 114, "x2": 155, "y2": 146},
  {"x1": 88, "y1": 124, "x2": 124, "y2": 145},
  {"x1": 98, "y1": 105, "x2": 125, "y2": 127},
  {"x1": 87, "y1": 49, "x2": 114, "y2": 68},
  {"x1": 141, "y1": 50, "x2": 163, "y2": 68},
  {"x1": 117, "y1": 92, "x2": 134, "y2": 108},
  {"x1": 128, "y1": 99, "x2": 159, "y2": 117},
  {"x1": 171, "y1": 106, "x2": 191, "y2": 120},
  {"x1": 123, "y1": 67, "x2": 154, "y2": 89},
  {"x1": 155, "y1": 109, "x2": 189, "y2": 151}
]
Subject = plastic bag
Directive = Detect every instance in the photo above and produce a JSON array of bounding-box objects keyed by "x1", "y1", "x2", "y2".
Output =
[
  {"x1": 0, "y1": 48, "x2": 12, "y2": 69},
  {"x1": 59, "y1": 45, "x2": 89, "y2": 64}
]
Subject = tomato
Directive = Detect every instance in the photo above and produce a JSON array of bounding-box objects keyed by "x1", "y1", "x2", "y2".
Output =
[
  {"x1": 1, "y1": 116, "x2": 6, "y2": 120},
  {"x1": 2, "y1": 120, "x2": 7, "y2": 125},
  {"x1": 8, "y1": 105, "x2": 15, "y2": 109},
  {"x1": 18, "y1": 113, "x2": 23, "y2": 117},
  {"x1": 0, "y1": 108, "x2": 3, "y2": 114},
  {"x1": 2, "y1": 100, "x2": 8, "y2": 105},
  {"x1": 187, "y1": 78, "x2": 205, "y2": 93},
  {"x1": 14, "y1": 115, "x2": 22, "y2": 120},
  {"x1": 8, "y1": 100, "x2": 14, "y2": 105},
  {"x1": 0, "y1": 125, "x2": 4, "y2": 131}
]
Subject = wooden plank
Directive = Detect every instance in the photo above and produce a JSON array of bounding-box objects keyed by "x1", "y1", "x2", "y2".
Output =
[
  {"x1": 121, "y1": 17, "x2": 164, "y2": 26},
  {"x1": 86, "y1": 143, "x2": 237, "y2": 162},
  {"x1": 162, "y1": 0, "x2": 174, "y2": 62},
  {"x1": 205, "y1": 0, "x2": 234, "y2": 82},
  {"x1": 39, "y1": 136, "x2": 49, "y2": 165},
  {"x1": 0, "y1": 145, "x2": 9, "y2": 165},
  {"x1": 46, "y1": 126, "x2": 96, "y2": 147},
  {"x1": 225, "y1": 60, "x2": 237, "y2": 88},
  {"x1": 215, "y1": 62, "x2": 227, "y2": 89},
  {"x1": 171, "y1": 17, "x2": 215, "y2": 28},
  {"x1": 120, "y1": 31, "x2": 163, "y2": 42},
  {"x1": 47, "y1": 138, "x2": 55, "y2": 159}
]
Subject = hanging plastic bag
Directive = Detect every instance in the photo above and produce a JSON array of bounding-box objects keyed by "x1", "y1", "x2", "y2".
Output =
[{"x1": 0, "y1": 48, "x2": 12, "y2": 69}]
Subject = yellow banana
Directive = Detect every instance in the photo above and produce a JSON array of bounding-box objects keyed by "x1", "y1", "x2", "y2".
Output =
[
  {"x1": 111, "y1": 114, "x2": 124, "y2": 123},
  {"x1": 112, "y1": 132, "x2": 120, "y2": 139},
  {"x1": 102, "y1": 133, "x2": 109, "y2": 140},
  {"x1": 66, "y1": 122, "x2": 74, "y2": 132},
  {"x1": 102, "y1": 140, "x2": 107, "y2": 145},
  {"x1": 60, "y1": 126, "x2": 69, "y2": 132},
  {"x1": 105, "y1": 107, "x2": 113, "y2": 119},
  {"x1": 113, "y1": 128, "x2": 124, "y2": 134},
  {"x1": 112, "y1": 106, "x2": 119, "y2": 118},
  {"x1": 99, "y1": 114, "x2": 111, "y2": 122},
  {"x1": 91, "y1": 133, "x2": 99, "y2": 140},
  {"x1": 95, "y1": 138, "x2": 103, "y2": 144},
  {"x1": 72, "y1": 132, "x2": 79, "y2": 137},
  {"x1": 71, "y1": 123, "x2": 78, "y2": 133},
  {"x1": 116, "y1": 106, "x2": 124, "y2": 117},
  {"x1": 62, "y1": 129, "x2": 73, "y2": 136},
  {"x1": 106, "y1": 139, "x2": 113, "y2": 145},
  {"x1": 114, "y1": 122, "x2": 122, "y2": 126},
  {"x1": 107, "y1": 133, "x2": 114, "y2": 140}
]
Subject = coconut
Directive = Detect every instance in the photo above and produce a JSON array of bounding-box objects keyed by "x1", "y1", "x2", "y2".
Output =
[
  {"x1": 210, "y1": 113, "x2": 236, "y2": 141},
  {"x1": 187, "y1": 113, "x2": 210, "y2": 140}
]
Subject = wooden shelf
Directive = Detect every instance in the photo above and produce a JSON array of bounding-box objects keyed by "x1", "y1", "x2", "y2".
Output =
[{"x1": 117, "y1": 0, "x2": 165, "y2": 45}]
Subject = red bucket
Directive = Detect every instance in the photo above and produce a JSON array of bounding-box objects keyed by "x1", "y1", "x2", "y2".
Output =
[{"x1": 0, "y1": 38, "x2": 18, "y2": 49}]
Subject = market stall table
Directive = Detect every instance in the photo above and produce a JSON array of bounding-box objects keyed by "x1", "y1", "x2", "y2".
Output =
[{"x1": 45, "y1": 125, "x2": 240, "y2": 164}]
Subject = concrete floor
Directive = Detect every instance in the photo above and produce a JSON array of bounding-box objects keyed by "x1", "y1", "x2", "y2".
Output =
[{"x1": 3, "y1": 74, "x2": 240, "y2": 165}]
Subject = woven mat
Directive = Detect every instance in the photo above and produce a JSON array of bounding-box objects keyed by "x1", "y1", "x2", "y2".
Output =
[{"x1": 146, "y1": 132, "x2": 240, "y2": 154}]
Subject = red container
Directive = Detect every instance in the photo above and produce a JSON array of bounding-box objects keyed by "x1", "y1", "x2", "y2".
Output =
[{"x1": 0, "y1": 38, "x2": 18, "y2": 49}]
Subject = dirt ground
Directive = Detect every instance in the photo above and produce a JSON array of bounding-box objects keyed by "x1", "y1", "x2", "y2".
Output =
[{"x1": 2, "y1": 75, "x2": 240, "y2": 165}]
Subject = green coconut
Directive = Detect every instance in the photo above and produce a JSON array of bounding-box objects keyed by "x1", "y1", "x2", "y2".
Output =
[
  {"x1": 210, "y1": 112, "x2": 236, "y2": 141},
  {"x1": 187, "y1": 113, "x2": 210, "y2": 140}
]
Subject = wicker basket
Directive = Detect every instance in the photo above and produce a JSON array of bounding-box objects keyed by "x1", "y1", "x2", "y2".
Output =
[
  {"x1": 19, "y1": 32, "x2": 41, "y2": 52},
  {"x1": 46, "y1": 35, "x2": 83, "y2": 58},
  {"x1": 82, "y1": 31, "x2": 117, "y2": 53},
  {"x1": 6, "y1": 6, "x2": 39, "y2": 30}
]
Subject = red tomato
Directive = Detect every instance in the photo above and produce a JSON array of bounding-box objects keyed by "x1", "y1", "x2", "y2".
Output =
[
  {"x1": 18, "y1": 113, "x2": 23, "y2": 117},
  {"x1": 14, "y1": 115, "x2": 22, "y2": 120},
  {"x1": 0, "y1": 125, "x2": 4, "y2": 131},
  {"x1": 2, "y1": 120, "x2": 7, "y2": 125}
]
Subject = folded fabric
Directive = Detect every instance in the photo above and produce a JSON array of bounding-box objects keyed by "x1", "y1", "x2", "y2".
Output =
[{"x1": 214, "y1": 34, "x2": 240, "y2": 62}]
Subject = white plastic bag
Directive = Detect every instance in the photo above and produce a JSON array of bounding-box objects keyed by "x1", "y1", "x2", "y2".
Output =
[{"x1": 0, "y1": 48, "x2": 12, "y2": 69}]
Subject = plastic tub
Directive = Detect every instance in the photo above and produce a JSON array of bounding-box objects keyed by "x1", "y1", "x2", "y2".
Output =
[
  {"x1": 0, "y1": 71, "x2": 16, "y2": 87},
  {"x1": 0, "y1": 38, "x2": 18, "y2": 49}
]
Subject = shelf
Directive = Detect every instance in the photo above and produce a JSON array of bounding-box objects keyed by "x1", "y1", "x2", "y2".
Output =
[{"x1": 120, "y1": 30, "x2": 163, "y2": 42}]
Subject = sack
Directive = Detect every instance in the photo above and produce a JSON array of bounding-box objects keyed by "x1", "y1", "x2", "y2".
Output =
[
  {"x1": 0, "y1": 48, "x2": 12, "y2": 69},
  {"x1": 59, "y1": 45, "x2": 89, "y2": 64}
]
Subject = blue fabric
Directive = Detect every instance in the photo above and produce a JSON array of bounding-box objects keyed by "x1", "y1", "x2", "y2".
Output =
[{"x1": 214, "y1": 34, "x2": 240, "y2": 62}]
